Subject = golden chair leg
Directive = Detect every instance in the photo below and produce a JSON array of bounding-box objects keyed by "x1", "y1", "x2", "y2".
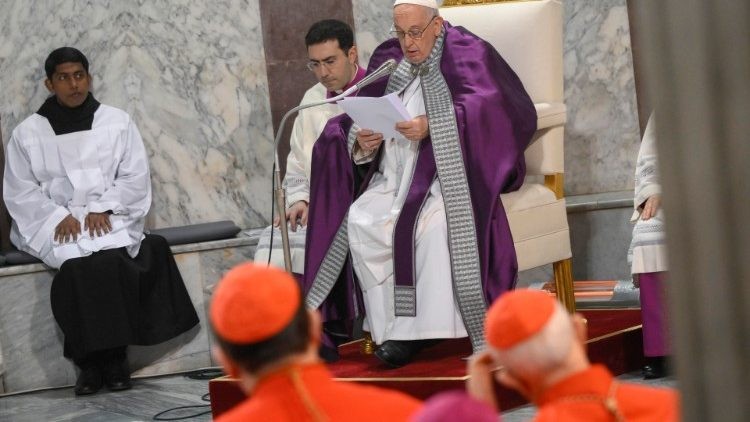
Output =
[
  {"x1": 553, "y1": 258, "x2": 576, "y2": 313},
  {"x1": 360, "y1": 332, "x2": 375, "y2": 355}
]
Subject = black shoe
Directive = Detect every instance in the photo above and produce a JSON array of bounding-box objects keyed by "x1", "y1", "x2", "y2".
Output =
[
  {"x1": 74, "y1": 365, "x2": 103, "y2": 396},
  {"x1": 102, "y1": 355, "x2": 132, "y2": 392},
  {"x1": 318, "y1": 344, "x2": 340, "y2": 363},
  {"x1": 642, "y1": 356, "x2": 668, "y2": 379},
  {"x1": 374, "y1": 339, "x2": 438, "y2": 368}
]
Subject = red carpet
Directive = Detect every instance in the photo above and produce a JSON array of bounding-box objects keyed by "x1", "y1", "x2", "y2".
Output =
[{"x1": 209, "y1": 309, "x2": 644, "y2": 417}]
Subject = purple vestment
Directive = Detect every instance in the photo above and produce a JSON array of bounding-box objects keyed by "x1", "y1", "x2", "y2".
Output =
[{"x1": 303, "y1": 23, "x2": 537, "y2": 346}]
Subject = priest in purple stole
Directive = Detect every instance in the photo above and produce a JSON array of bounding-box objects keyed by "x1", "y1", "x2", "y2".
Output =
[{"x1": 303, "y1": 0, "x2": 537, "y2": 367}]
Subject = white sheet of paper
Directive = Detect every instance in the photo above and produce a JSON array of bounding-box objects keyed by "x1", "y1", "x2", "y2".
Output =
[{"x1": 337, "y1": 93, "x2": 412, "y2": 140}]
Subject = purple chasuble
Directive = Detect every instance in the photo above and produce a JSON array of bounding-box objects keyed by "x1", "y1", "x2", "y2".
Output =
[{"x1": 303, "y1": 23, "x2": 536, "y2": 346}]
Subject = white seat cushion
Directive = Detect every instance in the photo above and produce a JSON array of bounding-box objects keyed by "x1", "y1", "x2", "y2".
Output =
[
  {"x1": 501, "y1": 183, "x2": 572, "y2": 270},
  {"x1": 500, "y1": 182, "x2": 557, "y2": 213}
]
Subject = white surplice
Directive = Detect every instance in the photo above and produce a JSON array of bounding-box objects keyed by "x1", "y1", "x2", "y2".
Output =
[
  {"x1": 254, "y1": 83, "x2": 344, "y2": 273},
  {"x1": 3, "y1": 105, "x2": 151, "y2": 269},
  {"x1": 348, "y1": 77, "x2": 467, "y2": 344}
]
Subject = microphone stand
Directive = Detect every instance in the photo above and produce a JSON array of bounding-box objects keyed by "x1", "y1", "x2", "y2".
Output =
[
  {"x1": 271, "y1": 58, "x2": 396, "y2": 273},
  {"x1": 271, "y1": 85, "x2": 359, "y2": 273}
]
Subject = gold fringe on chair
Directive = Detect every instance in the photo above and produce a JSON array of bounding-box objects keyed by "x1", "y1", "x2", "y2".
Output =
[{"x1": 442, "y1": 0, "x2": 533, "y2": 7}]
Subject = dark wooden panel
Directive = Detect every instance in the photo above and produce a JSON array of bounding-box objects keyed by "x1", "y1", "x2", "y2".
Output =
[{"x1": 259, "y1": 0, "x2": 356, "y2": 174}]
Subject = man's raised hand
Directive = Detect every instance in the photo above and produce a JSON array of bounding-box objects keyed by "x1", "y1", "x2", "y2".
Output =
[{"x1": 356, "y1": 129, "x2": 384, "y2": 152}]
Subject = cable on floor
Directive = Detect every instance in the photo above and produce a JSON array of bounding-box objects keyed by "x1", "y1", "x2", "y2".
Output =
[{"x1": 152, "y1": 369, "x2": 223, "y2": 420}]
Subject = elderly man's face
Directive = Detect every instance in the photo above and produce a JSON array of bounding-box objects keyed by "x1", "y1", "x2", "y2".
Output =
[{"x1": 393, "y1": 5, "x2": 443, "y2": 65}]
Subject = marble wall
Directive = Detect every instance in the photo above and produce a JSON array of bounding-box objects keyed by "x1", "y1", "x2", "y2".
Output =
[
  {"x1": 352, "y1": 0, "x2": 395, "y2": 66},
  {"x1": 0, "y1": 0, "x2": 641, "y2": 228},
  {"x1": 563, "y1": 0, "x2": 641, "y2": 195},
  {"x1": 0, "y1": 0, "x2": 274, "y2": 230},
  {"x1": 353, "y1": 0, "x2": 641, "y2": 196}
]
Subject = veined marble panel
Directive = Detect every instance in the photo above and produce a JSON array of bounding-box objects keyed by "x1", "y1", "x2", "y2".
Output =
[
  {"x1": 353, "y1": 0, "x2": 398, "y2": 66},
  {"x1": 0, "y1": 0, "x2": 274, "y2": 230},
  {"x1": 563, "y1": 0, "x2": 641, "y2": 195}
]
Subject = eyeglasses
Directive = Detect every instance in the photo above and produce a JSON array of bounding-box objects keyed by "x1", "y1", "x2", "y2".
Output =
[
  {"x1": 306, "y1": 55, "x2": 341, "y2": 72},
  {"x1": 390, "y1": 16, "x2": 436, "y2": 41}
]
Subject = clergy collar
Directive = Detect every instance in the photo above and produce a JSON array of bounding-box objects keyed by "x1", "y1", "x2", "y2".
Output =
[
  {"x1": 37, "y1": 92, "x2": 101, "y2": 135},
  {"x1": 326, "y1": 65, "x2": 366, "y2": 99}
]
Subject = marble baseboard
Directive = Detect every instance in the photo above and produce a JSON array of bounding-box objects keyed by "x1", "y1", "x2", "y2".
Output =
[{"x1": 0, "y1": 239, "x2": 257, "y2": 394}]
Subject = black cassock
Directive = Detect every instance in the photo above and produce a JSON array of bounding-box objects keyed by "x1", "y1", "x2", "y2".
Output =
[{"x1": 50, "y1": 234, "x2": 199, "y2": 359}]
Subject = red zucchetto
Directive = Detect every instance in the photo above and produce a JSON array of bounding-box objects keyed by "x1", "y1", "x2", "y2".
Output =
[
  {"x1": 210, "y1": 262, "x2": 301, "y2": 344},
  {"x1": 485, "y1": 289, "x2": 557, "y2": 350}
]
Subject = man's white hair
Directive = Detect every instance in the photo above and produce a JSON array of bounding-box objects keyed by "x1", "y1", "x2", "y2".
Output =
[{"x1": 494, "y1": 302, "x2": 574, "y2": 377}]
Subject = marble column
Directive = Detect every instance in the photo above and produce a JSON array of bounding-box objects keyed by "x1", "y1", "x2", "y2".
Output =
[{"x1": 633, "y1": 1, "x2": 750, "y2": 420}]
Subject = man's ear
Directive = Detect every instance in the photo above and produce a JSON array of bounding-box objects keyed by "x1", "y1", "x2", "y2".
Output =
[
  {"x1": 44, "y1": 79, "x2": 54, "y2": 93},
  {"x1": 348, "y1": 45, "x2": 359, "y2": 64},
  {"x1": 212, "y1": 346, "x2": 240, "y2": 379},
  {"x1": 433, "y1": 16, "x2": 444, "y2": 35},
  {"x1": 572, "y1": 313, "x2": 588, "y2": 345}
]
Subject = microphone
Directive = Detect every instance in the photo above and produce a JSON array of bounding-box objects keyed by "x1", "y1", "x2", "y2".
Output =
[
  {"x1": 346, "y1": 58, "x2": 398, "y2": 94},
  {"x1": 268, "y1": 58, "x2": 399, "y2": 272}
]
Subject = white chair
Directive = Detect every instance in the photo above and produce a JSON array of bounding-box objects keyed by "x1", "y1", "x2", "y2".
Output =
[{"x1": 441, "y1": 0, "x2": 575, "y2": 311}]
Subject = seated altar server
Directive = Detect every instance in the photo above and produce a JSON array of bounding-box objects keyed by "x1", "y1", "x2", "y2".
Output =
[
  {"x1": 254, "y1": 19, "x2": 365, "y2": 274},
  {"x1": 3, "y1": 47, "x2": 199, "y2": 395}
]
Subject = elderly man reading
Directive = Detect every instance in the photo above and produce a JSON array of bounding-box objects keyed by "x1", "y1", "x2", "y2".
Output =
[
  {"x1": 3, "y1": 47, "x2": 198, "y2": 395},
  {"x1": 302, "y1": 0, "x2": 537, "y2": 367}
]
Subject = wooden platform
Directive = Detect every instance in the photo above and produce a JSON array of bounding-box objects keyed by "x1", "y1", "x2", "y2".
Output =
[{"x1": 209, "y1": 309, "x2": 644, "y2": 418}]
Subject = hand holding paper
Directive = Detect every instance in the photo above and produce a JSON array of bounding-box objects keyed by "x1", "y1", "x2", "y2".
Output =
[
  {"x1": 338, "y1": 93, "x2": 412, "y2": 140},
  {"x1": 395, "y1": 116, "x2": 429, "y2": 142}
]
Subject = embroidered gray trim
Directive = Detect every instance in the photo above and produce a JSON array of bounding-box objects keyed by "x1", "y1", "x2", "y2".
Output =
[
  {"x1": 305, "y1": 214, "x2": 350, "y2": 310},
  {"x1": 414, "y1": 31, "x2": 487, "y2": 352},
  {"x1": 394, "y1": 286, "x2": 417, "y2": 316}
]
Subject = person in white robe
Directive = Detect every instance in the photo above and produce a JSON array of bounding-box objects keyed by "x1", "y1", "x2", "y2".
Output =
[
  {"x1": 628, "y1": 113, "x2": 670, "y2": 379},
  {"x1": 3, "y1": 47, "x2": 198, "y2": 396},
  {"x1": 254, "y1": 19, "x2": 365, "y2": 275},
  {"x1": 5, "y1": 97, "x2": 150, "y2": 270},
  {"x1": 349, "y1": 73, "x2": 467, "y2": 346}
]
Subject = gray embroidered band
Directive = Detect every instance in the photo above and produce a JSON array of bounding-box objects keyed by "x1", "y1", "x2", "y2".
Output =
[
  {"x1": 420, "y1": 32, "x2": 488, "y2": 351},
  {"x1": 305, "y1": 215, "x2": 350, "y2": 310},
  {"x1": 388, "y1": 30, "x2": 488, "y2": 351}
]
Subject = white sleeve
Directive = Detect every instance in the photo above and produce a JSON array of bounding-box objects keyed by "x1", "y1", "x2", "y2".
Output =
[
  {"x1": 633, "y1": 113, "x2": 661, "y2": 210},
  {"x1": 87, "y1": 119, "x2": 152, "y2": 218},
  {"x1": 3, "y1": 132, "x2": 70, "y2": 252},
  {"x1": 283, "y1": 112, "x2": 310, "y2": 207}
]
